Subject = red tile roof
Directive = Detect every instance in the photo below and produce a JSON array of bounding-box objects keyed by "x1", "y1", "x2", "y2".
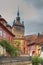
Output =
[
  {"x1": 0, "y1": 18, "x2": 7, "y2": 23},
  {"x1": 27, "y1": 34, "x2": 43, "y2": 46},
  {"x1": 6, "y1": 24, "x2": 12, "y2": 29},
  {"x1": 35, "y1": 35, "x2": 43, "y2": 44},
  {"x1": 0, "y1": 22, "x2": 15, "y2": 37}
]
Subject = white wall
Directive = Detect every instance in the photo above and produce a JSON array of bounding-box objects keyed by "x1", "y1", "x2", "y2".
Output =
[
  {"x1": 40, "y1": 52, "x2": 43, "y2": 57},
  {"x1": 0, "y1": 45, "x2": 6, "y2": 56}
]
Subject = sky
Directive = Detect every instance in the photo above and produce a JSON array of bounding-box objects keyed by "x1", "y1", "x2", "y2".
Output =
[{"x1": 0, "y1": 0, "x2": 43, "y2": 35}]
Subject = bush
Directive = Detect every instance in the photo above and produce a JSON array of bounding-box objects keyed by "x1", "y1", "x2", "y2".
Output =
[
  {"x1": 0, "y1": 40, "x2": 18, "y2": 56},
  {"x1": 40, "y1": 58, "x2": 43, "y2": 65},
  {"x1": 32, "y1": 56, "x2": 41, "y2": 65}
]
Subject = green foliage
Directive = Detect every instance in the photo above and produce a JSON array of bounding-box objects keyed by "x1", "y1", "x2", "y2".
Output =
[
  {"x1": 0, "y1": 40, "x2": 18, "y2": 56},
  {"x1": 32, "y1": 56, "x2": 41, "y2": 65},
  {"x1": 40, "y1": 58, "x2": 43, "y2": 65},
  {"x1": 14, "y1": 40, "x2": 20, "y2": 46},
  {"x1": 14, "y1": 40, "x2": 21, "y2": 56},
  {"x1": 31, "y1": 55, "x2": 43, "y2": 65}
]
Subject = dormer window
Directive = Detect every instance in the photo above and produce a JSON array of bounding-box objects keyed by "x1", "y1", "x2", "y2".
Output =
[
  {"x1": 3, "y1": 22, "x2": 7, "y2": 26},
  {"x1": 3, "y1": 31, "x2": 6, "y2": 38}
]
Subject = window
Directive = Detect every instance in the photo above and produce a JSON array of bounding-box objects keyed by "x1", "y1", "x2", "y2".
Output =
[
  {"x1": 0, "y1": 30, "x2": 2, "y2": 36},
  {"x1": 3, "y1": 32, "x2": 6, "y2": 38}
]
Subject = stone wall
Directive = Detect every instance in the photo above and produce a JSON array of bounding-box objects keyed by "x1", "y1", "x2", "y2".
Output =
[
  {"x1": 0, "y1": 61, "x2": 31, "y2": 65},
  {"x1": 0, "y1": 56, "x2": 32, "y2": 65}
]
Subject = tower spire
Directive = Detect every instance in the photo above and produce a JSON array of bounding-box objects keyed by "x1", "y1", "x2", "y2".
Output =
[
  {"x1": 16, "y1": 8, "x2": 20, "y2": 22},
  {"x1": 17, "y1": 8, "x2": 19, "y2": 17}
]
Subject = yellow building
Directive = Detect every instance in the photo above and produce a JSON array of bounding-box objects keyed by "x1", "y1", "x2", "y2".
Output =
[{"x1": 13, "y1": 38, "x2": 28, "y2": 55}]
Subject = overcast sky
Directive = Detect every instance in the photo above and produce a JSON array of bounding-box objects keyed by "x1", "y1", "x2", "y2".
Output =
[{"x1": 0, "y1": 0, "x2": 43, "y2": 35}]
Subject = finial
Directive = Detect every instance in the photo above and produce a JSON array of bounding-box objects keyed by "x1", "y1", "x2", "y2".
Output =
[
  {"x1": 0, "y1": 15, "x2": 2, "y2": 18},
  {"x1": 16, "y1": 7, "x2": 20, "y2": 21},
  {"x1": 38, "y1": 32, "x2": 40, "y2": 37}
]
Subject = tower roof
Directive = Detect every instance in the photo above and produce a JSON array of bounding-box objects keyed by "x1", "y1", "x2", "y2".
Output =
[
  {"x1": 12, "y1": 9, "x2": 24, "y2": 28},
  {"x1": 17, "y1": 8, "x2": 19, "y2": 17},
  {"x1": 16, "y1": 8, "x2": 20, "y2": 22}
]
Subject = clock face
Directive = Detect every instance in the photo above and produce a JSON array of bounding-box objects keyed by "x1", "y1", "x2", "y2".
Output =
[
  {"x1": 13, "y1": 26, "x2": 24, "y2": 33},
  {"x1": 16, "y1": 26, "x2": 21, "y2": 30}
]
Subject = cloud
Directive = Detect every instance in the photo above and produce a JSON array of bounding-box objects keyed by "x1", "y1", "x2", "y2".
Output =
[
  {"x1": 25, "y1": 0, "x2": 43, "y2": 9},
  {"x1": 23, "y1": 0, "x2": 43, "y2": 35},
  {"x1": 0, "y1": 0, "x2": 43, "y2": 35},
  {"x1": 25, "y1": 21, "x2": 43, "y2": 35},
  {"x1": 0, "y1": 0, "x2": 23, "y2": 24},
  {"x1": 19, "y1": 1, "x2": 37, "y2": 21},
  {"x1": 0, "y1": 0, "x2": 37, "y2": 25}
]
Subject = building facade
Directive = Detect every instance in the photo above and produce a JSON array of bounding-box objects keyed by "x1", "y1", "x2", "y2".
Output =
[
  {"x1": 27, "y1": 34, "x2": 43, "y2": 57},
  {"x1": 14, "y1": 38, "x2": 28, "y2": 55},
  {"x1": 0, "y1": 15, "x2": 15, "y2": 45}
]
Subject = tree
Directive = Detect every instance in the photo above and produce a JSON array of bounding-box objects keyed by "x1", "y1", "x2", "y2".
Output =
[{"x1": 0, "y1": 40, "x2": 18, "y2": 56}]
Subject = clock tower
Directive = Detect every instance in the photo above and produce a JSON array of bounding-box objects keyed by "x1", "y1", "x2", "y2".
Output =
[{"x1": 12, "y1": 9, "x2": 25, "y2": 38}]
